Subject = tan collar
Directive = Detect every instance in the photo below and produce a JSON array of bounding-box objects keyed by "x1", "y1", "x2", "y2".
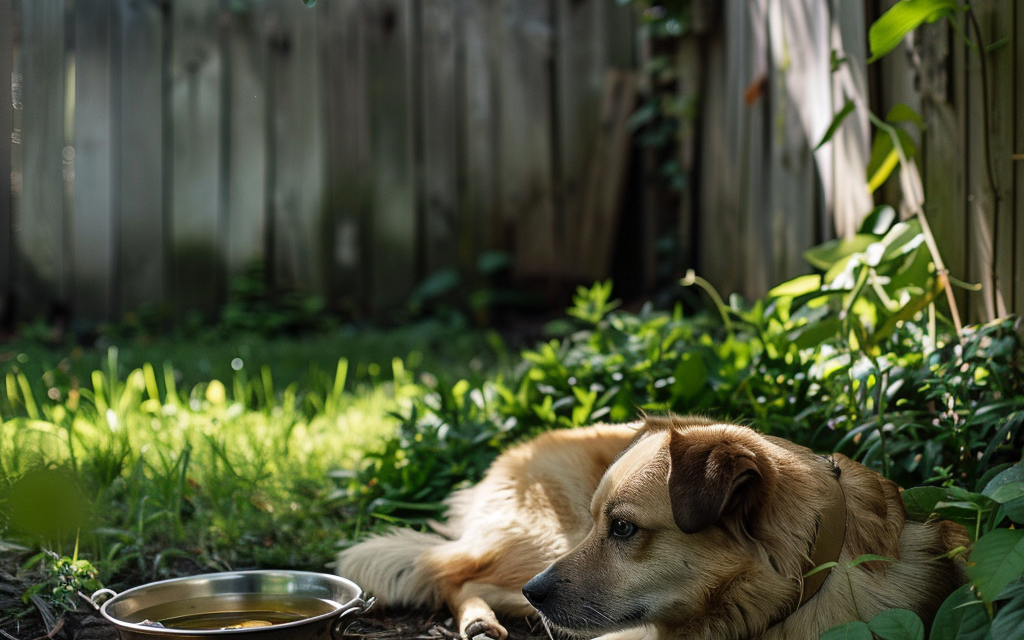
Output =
[{"x1": 799, "y1": 475, "x2": 847, "y2": 605}]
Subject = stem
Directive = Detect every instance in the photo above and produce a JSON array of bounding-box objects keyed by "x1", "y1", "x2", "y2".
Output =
[{"x1": 680, "y1": 270, "x2": 734, "y2": 333}]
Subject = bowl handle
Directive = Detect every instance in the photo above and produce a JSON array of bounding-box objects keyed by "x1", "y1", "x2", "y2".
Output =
[
  {"x1": 331, "y1": 596, "x2": 376, "y2": 639},
  {"x1": 86, "y1": 588, "x2": 119, "y2": 610}
]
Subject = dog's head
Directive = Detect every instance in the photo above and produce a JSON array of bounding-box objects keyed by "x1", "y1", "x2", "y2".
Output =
[{"x1": 522, "y1": 417, "x2": 838, "y2": 639}]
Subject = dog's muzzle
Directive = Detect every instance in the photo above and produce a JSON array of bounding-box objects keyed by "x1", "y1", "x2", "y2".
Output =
[{"x1": 522, "y1": 569, "x2": 554, "y2": 609}]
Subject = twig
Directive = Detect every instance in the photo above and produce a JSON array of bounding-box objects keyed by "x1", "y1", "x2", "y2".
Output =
[{"x1": 25, "y1": 618, "x2": 62, "y2": 640}]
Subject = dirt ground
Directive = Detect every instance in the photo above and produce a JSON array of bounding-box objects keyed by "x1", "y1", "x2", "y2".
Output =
[
  {"x1": 1, "y1": 553, "x2": 548, "y2": 640},
  {"x1": 1, "y1": 606, "x2": 550, "y2": 640}
]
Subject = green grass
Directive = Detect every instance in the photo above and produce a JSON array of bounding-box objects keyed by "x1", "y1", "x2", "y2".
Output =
[{"x1": 0, "y1": 320, "x2": 503, "y2": 588}]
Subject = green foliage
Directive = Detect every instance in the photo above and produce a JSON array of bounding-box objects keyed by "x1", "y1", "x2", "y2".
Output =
[
  {"x1": 22, "y1": 549, "x2": 101, "y2": 616},
  {"x1": 219, "y1": 260, "x2": 333, "y2": 338},
  {"x1": 821, "y1": 609, "x2": 925, "y2": 640},
  {"x1": 618, "y1": 0, "x2": 696, "y2": 197},
  {"x1": 868, "y1": 0, "x2": 957, "y2": 62},
  {"x1": 350, "y1": 243, "x2": 1024, "y2": 518},
  {"x1": 899, "y1": 461, "x2": 1024, "y2": 638}
]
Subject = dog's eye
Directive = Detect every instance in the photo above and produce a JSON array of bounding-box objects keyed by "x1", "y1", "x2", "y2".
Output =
[{"x1": 609, "y1": 518, "x2": 637, "y2": 539}]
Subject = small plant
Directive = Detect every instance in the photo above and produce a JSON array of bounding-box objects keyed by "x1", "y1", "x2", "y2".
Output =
[
  {"x1": 218, "y1": 260, "x2": 333, "y2": 337},
  {"x1": 22, "y1": 546, "x2": 101, "y2": 617}
]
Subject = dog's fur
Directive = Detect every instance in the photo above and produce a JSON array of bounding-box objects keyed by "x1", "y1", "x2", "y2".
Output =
[{"x1": 336, "y1": 416, "x2": 968, "y2": 640}]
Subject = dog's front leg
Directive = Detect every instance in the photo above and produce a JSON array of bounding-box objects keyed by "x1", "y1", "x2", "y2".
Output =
[
  {"x1": 447, "y1": 583, "x2": 524, "y2": 640},
  {"x1": 453, "y1": 594, "x2": 506, "y2": 640}
]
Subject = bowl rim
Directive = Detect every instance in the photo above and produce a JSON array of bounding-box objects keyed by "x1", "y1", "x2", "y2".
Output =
[{"x1": 98, "y1": 570, "x2": 363, "y2": 636}]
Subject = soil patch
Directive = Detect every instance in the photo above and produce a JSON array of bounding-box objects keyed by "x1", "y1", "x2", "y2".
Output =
[{"x1": 1, "y1": 552, "x2": 549, "y2": 640}]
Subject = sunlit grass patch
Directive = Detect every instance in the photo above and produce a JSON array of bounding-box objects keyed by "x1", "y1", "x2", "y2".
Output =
[{"x1": 0, "y1": 341, "x2": 439, "y2": 584}]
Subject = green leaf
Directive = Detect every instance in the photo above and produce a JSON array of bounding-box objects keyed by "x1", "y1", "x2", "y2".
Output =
[
  {"x1": 902, "y1": 486, "x2": 948, "y2": 520},
  {"x1": 859, "y1": 205, "x2": 897, "y2": 235},
  {"x1": 927, "y1": 584, "x2": 997, "y2": 640},
  {"x1": 804, "y1": 561, "x2": 838, "y2": 578},
  {"x1": 804, "y1": 235, "x2": 877, "y2": 271},
  {"x1": 820, "y1": 621, "x2": 873, "y2": 640},
  {"x1": 879, "y1": 220, "x2": 925, "y2": 263},
  {"x1": 866, "y1": 128, "x2": 917, "y2": 192},
  {"x1": 983, "y1": 462, "x2": 1024, "y2": 503},
  {"x1": 477, "y1": 251, "x2": 512, "y2": 275},
  {"x1": 846, "y1": 553, "x2": 896, "y2": 568},
  {"x1": 671, "y1": 352, "x2": 708, "y2": 401},
  {"x1": 790, "y1": 316, "x2": 843, "y2": 351},
  {"x1": 886, "y1": 103, "x2": 926, "y2": 131},
  {"x1": 868, "y1": 0, "x2": 956, "y2": 62},
  {"x1": 884, "y1": 238, "x2": 933, "y2": 291},
  {"x1": 768, "y1": 274, "x2": 822, "y2": 298},
  {"x1": 1005, "y1": 497, "x2": 1024, "y2": 524},
  {"x1": 815, "y1": 100, "x2": 857, "y2": 150},
  {"x1": 968, "y1": 528, "x2": 1024, "y2": 603},
  {"x1": 868, "y1": 608, "x2": 924, "y2": 640},
  {"x1": 992, "y1": 594, "x2": 1024, "y2": 638}
]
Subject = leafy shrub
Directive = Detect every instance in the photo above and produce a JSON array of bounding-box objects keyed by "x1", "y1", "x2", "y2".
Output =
[{"x1": 350, "y1": 210, "x2": 1024, "y2": 520}]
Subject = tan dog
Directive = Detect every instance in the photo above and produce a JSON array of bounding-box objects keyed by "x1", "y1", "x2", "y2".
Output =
[{"x1": 336, "y1": 416, "x2": 967, "y2": 640}]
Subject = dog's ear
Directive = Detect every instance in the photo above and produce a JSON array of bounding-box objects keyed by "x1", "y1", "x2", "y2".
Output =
[{"x1": 667, "y1": 429, "x2": 762, "y2": 533}]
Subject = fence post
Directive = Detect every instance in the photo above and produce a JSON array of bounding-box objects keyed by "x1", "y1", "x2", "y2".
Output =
[
  {"x1": 0, "y1": 0, "x2": 12, "y2": 325},
  {"x1": 18, "y1": 0, "x2": 68, "y2": 319},
  {"x1": 73, "y1": 0, "x2": 116, "y2": 321}
]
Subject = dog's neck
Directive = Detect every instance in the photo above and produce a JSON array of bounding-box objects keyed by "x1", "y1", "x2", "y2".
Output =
[{"x1": 798, "y1": 470, "x2": 847, "y2": 605}]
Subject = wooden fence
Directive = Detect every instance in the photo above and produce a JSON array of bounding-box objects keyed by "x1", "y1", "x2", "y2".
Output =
[
  {"x1": 688, "y1": 0, "x2": 1024, "y2": 324},
  {"x1": 0, "y1": 0, "x2": 636, "y2": 323},
  {"x1": 1, "y1": 0, "x2": 1022, "y2": 327}
]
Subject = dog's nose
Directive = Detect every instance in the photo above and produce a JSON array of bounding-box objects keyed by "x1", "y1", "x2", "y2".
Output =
[{"x1": 522, "y1": 571, "x2": 552, "y2": 607}]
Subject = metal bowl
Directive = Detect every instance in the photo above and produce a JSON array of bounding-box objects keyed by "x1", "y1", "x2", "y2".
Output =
[{"x1": 94, "y1": 571, "x2": 371, "y2": 640}]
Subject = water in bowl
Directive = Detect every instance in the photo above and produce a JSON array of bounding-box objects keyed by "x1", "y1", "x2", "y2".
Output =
[{"x1": 128, "y1": 594, "x2": 338, "y2": 631}]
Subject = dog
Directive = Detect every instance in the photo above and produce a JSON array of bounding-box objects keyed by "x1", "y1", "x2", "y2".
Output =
[{"x1": 336, "y1": 416, "x2": 968, "y2": 640}]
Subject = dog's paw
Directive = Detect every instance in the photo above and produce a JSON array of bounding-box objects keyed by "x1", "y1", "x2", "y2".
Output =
[{"x1": 462, "y1": 617, "x2": 508, "y2": 640}]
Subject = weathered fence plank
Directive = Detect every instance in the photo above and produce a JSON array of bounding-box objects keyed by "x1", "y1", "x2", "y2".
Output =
[
  {"x1": 17, "y1": 0, "x2": 67, "y2": 317},
  {"x1": 458, "y1": 0, "x2": 499, "y2": 266},
  {"x1": 497, "y1": 0, "x2": 558, "y2": 280},
  {"x1": 364, "y1": 0, "x2": 417, "y2": 310},
  {"x1": 268, "y1": 1, "x2": 327, "y2": 295},
  {"x1": 73, "y1": 0, "x2": 115, "y2": 321},
  {"x1": 829, "y1": 0, "x2": 871, "y2": 238},
  {"x1": 965, "y1": 0, "x2": 1013, "y2": 321},
  {"x1": 223, "y1": 4, "x2": 268, "y2": 282},
  {"x1": 1016, "y1": 2, "x2": 1024, "y2": 315},
  {"x1": 419, "y1": 0, "x2": 460, "y2": 276},
  {"x1": 322, "y1": 0, "x2": 370, "y2": 308},
  {"x1": 875, "y1": 0, "x2": 922, "y2": 216},
  {"x1": 116, "y1": 0, "x2": 165, "y2": 314},
  {"x1": 169, "y1": 0, "x2": 223, "y2": 317},
  {"x1": 985, "y1": 0, "x2": 1016, "y2": 317},
  {"x1": 698, "y1": 0, "x2": 757, "y2": 297},
  {"x1": 10, "y1": 0, "x2": 1022, "y2": 325},
  {"x1": 766, "y1": 0, "x2": 830, "y2": 285},
  {"x1": 0, "y1": 0, "x2": 13, "y2": 320},
  {"x1": 918, "y1": 17, "x2": 968, "y2": 317},
  {"x1": 574, "y1": 69, "x2": 636, "y2": 283},
  {"x1": 555, "y1": 0, "x2": 606, "y2": 276}
]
